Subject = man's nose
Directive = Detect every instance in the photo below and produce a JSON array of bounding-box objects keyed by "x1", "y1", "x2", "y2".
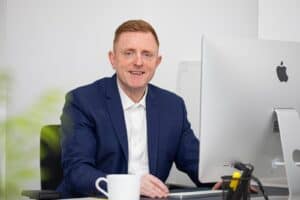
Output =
[{"x1": 134, "y1": 53, "x2": 143, "y2": 66}]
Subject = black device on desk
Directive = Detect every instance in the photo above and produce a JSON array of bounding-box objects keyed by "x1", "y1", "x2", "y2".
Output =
[
  {"x1": 225, "y1": 162, "x2": 254, "y2": 200},
  {"x1": 223, "y1": 162, "x2": 271, "y2": 200},
  {"x1": 21, "y1": 190, "x2": 60, "y2": 199}
]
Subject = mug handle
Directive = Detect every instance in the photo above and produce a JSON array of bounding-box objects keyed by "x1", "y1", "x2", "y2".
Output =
[{"x1": 95, "y1": 177, "x2": 108, "y2": 197}]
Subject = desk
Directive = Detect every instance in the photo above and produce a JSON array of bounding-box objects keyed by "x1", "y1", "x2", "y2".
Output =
[
  {"x1": 64, "y1": 186, "x2": 289, "y2": 200},
  {"x1": 65, "y1": 196, "x2": 288, "y2": 200}
]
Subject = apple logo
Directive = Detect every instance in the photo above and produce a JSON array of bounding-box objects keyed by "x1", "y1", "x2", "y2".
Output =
[{"x1": 276, "y1": 61, "x2": 288, "y2": 82}]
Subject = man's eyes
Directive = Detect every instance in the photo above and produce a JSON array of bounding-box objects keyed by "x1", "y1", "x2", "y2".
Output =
[
  {"x1": 143, "y1": 52, "x2": 154, "y2": 58},
  {"x1": 120, "y1": 50, "x2": 155, "y2": 60},
  {"x1": 124, "y1": 51, "x2": 134, "y2": 56}
]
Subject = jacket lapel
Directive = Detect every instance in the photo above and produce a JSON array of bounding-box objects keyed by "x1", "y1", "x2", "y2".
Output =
[
  {"x1": 105, "y1": 75, "x2": 129, "y2": 163},
  {"x1": 146, "y1": 86, "x2": 160, "y2": 175}
]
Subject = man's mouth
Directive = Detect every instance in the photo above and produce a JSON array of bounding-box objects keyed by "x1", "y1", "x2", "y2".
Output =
[{"x1": 129, "y1": 71, "x2": 145, "y2": 76}]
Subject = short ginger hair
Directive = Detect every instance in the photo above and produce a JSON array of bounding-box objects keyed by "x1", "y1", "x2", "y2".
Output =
[{"x1": 113, "y1": 19, "x2": 159, "y2": 48}]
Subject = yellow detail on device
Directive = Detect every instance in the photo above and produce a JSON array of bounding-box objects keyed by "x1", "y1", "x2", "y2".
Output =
[{"x1": 229, "y1": 171, "x2": 241, "y2": 191}]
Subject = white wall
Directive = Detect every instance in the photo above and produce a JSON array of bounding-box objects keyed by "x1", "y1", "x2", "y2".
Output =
[
  {"x1": 0, "y1": 0, "x2": 5, "y2": 65},
  {"x1": 6, "y1": 0, "x2": 258, "y2": 116},
  {"x1": 5, "y1": 0, "x2": 259, "y2": 195},
  {"x1": 0, "y1": 0, "x2": 7, "y2": 198},
  {"x1": 259, "y1": 0, "x2": 300, "y2": 42}
]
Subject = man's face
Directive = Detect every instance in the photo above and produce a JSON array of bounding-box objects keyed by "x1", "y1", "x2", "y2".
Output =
[{"x1": 109, "y1": 32, "x2": 161, "y2": 94}]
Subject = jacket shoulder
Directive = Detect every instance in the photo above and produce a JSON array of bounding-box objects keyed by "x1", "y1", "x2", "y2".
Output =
[
  {"x1": 67, "y1": 77, "x2": 109, "y2": 98},
  {"x1": 148, "y1": 84, "x2": 184, "y2": 105}
]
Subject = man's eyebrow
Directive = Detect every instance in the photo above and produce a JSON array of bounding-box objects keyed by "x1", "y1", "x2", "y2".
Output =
[
  {"x1": 120, "y1": 48, "x2": 155, "y2": 53},
  {"x1": 122, "y1": 48, "x2": 135, "y2": 51},
  {"x1": 142, "y1": 50, "x2": 153, "y2": 53}
]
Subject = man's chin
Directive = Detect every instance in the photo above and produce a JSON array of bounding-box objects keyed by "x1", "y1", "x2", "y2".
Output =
[
  {"x1": 128, "y1": 80, "x2": 147, "y2": 88},
  {"x1": 129, "y1": 84, "x2": 147, "y2": 92}
]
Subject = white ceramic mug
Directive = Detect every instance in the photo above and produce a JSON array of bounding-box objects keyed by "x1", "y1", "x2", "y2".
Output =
[{"x1": 95, "y1": 174, "x2": 141, "y2": 200}]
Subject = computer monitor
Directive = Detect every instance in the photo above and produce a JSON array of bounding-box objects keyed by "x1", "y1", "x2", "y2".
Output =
[{"x1": 198, "y1": 36, "x2": 300, "y2": 191}]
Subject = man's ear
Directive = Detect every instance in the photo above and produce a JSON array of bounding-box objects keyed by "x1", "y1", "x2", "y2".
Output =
[
  {"x1": 108, "y1": 51, "x2": 116, "y2": 69},
  {"x1": 155, "y1": 55, "x2": 162, "y2": 68}
]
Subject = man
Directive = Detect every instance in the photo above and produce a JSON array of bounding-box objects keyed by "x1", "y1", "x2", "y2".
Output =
[{"x1": 57, "y1": 19, "x2": 213, "y2": 198}]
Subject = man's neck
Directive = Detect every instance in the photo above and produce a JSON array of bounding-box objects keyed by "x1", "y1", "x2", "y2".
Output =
[
  {"x1": 124, "y1": 87, "x2": 146, "y2": 103},
  {"x1": 117, "y1": 79, "x2": 146, "y2": 103}
]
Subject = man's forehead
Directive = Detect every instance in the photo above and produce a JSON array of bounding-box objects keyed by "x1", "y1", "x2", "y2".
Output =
[
  {"x1": 114, "y1": 31, "x2": 159, "y2": 50},
  {"x1": 117, "y1": 31, "x2": 156, "y2": 41}
]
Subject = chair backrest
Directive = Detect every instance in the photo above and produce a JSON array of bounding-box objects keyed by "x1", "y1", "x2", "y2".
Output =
[{"x1": 40, "y1": 125, "x2": 63, "y2": 190}]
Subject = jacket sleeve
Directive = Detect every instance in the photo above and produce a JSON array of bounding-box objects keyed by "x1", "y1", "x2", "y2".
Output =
[
  {"x1": 174, "y1": 98, "x2": 215, "y2": 188},
  {"x1": 60, "y1": 91, "x2": 106, "y2": 196}
]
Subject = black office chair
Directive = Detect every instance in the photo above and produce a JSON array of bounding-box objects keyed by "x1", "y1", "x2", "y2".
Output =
[
  {"x1": 40, "y1": 125, "x2": 63, "y2": 190},
  {"x1": 22, "y1": 125, "x2": 62, "y2": 199}
]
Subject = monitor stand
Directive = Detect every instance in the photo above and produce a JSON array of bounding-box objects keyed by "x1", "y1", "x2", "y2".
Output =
[{"x1": 275, "y1": 108, "x2": 300, "y2": 200}]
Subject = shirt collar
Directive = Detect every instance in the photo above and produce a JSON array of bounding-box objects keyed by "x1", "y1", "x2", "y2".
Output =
[{"x1": 117, "y1": 79, "x2": 147, "y2": 110}]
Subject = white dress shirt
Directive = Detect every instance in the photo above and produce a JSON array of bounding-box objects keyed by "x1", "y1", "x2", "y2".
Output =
[{"x1": 117, "y1": 81, "x2": 149, "y2": 175}]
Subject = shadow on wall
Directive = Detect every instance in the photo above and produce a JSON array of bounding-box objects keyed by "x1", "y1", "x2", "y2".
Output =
[{"x1": 0, "y1": 70, "x2": 63, "y2": 199}]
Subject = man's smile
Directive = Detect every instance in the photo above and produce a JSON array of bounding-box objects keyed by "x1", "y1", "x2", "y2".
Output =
[{"x1": 129, "y1": 71, "x2": 145, "y2": 76}]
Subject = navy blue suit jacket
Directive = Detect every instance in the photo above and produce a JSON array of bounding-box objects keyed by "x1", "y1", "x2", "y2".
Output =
[{"x1": 57, "y1": 75, "x2": 203, "y2": 197}]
